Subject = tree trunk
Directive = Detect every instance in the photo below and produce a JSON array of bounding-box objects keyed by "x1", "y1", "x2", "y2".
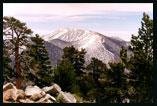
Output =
[{"x1": 15, "y1": 41, "x2": 21, "y2": 89}]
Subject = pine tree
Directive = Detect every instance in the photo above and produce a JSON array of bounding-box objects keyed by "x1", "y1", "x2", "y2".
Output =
[
  {"x1": 127, "y1": 12, "x2": 153, "y2": 103},
  {"x1": 86, "y1": 57, "x2": 107, "y2": 103},
  {"x1": 63, "y1": 46, "x2": 86, "y2": 77},
  {"x1": 78, "y1": 73, "x2": 95, "y2": 99},
  {"x1": 25, "y1": 34, "x2": 53, "y2": 88},
  {"x1": 74, "y1": 48, "x2": 86, "y2": 77},
  {"x1": 3, "y1": 17, "x2": 33, "y2": 89},
  {"x1": 105, "y1": 62, "x2": 128, "y2": 103},
  {"x1": 54, "y1": 59, "x2": 77, "y2": 93},
  {"x1": 120, "y1": 46, "x2": 128, "y2": 66},
  {"x1": 129, "y1": 12, "x2": 153, "y2": 60},
  {"x1": 3, "y1": 40, "x2": 15, "y2": 84},
  {"x1": 86, "y1": 58, "x2": 107, "y2": 86},
  {"x1": 63, "y1": 46, "x2": 77, "y2": 64}
]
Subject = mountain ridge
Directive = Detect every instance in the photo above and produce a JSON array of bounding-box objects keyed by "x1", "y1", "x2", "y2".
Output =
[{"x1": 42, "y1": 28, "x2": 131, "y2": 67}]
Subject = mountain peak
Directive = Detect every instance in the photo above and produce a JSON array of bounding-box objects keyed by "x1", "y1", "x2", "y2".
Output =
[
  {"x1": 42, "y1": 28, "x2": 98, "y2": 42},
  {"x1": 43, "y1": 28, "x2": 131, "y2": 68}
]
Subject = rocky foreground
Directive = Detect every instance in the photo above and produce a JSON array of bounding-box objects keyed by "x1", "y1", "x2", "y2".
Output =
[{"x1": 3, "y1": 83, "x2": 78, "y2": 103}]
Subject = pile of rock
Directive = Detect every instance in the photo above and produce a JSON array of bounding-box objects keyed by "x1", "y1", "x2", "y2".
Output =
[{"x1": 3, "y1": 83, "x2": 76, "y2": 103}]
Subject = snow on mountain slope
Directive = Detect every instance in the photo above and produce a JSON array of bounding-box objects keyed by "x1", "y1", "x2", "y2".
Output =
[
  {"x1": 111, "y1": 36, "x2": 125, "y2": 42},
  {"x1": 42, "y1": 28, "x2": 131, "y2": 67}
]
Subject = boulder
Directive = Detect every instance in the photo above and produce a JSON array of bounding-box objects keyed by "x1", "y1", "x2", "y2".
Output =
[
  {"x1": 45, "y1": 94, "x2": 56, "y2": 102},
  {"x1": 64, "y1": 92, "x2": 77, "y2": 103},
  {"x1": 122, "y1": 98, "x2": 130, "y2": 103},
  {"x1": 58, "y1": 91, "x2": 76, "y2": 103},
  {"x1": 46, "y1": 99, "x2": 54, "y2": 103},
  {"x1": 41, "y1": 91, "x2": 46, "y2": 96},
  {"x1": 53, "y1": 84, "x2": 62, "y2": 93},
  {"x1": 25, "y1": 86, "x2": 42, "y2": 97},
  {"x1": 42, "y1": 84, "x2": 61, "y2": 96},
  {"x1": 18, "y1": 99, "x2": 34, "y2": 103},
  {"x1": 3, "y1": 83, "x2": 16, "y2": 92},
  {"x1": 16, "y1": 90, "x2": 26, "y2": 100},
  {"x1": 3, "y1": 83, "x2": 78, "y2": 103},
  {"x1": 42, "y1": 86, "x2": 53, "y2": 93},
  {"x1": 3, "y1": 89, "x2": 17, "y2": 102},
  {"x1": 29, "y1": 93, "x2": 43, "y2": 101},
  {"x1": 36, "y1": 97, "x2": 53, "y2": 103},
  {"x1": 3, "y1": 100, "x2": 12, "y2": 103}
]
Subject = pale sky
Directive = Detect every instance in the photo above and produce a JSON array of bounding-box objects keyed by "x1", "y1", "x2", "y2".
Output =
[{"x1": 3, "y1": 3, "x2": 153, "y2": 41}]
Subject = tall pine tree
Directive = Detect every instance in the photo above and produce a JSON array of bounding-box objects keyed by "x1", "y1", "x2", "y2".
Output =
[
  {"x1": 25, "y1": 34, "x2": 53, "y2": 88},
  {"x1": 3, "y1": 17, "x2": 33, "y2": 89},
  {"x1": 127, "y1": 12, "x2": 153, "y2": 103}
]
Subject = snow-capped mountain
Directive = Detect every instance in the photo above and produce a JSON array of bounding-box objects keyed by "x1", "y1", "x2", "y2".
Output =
[{"x1": 43, "y1": 28, "x2": 131, "y2": 67}]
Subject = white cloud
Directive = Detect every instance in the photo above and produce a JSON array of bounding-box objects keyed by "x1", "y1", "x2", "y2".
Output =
[
  {"x1": 3, "y1": 3, "x2": 153, "y2": 22},
  {"x1": 12, "y1": 15, "x2": 98, "y2": 22},
  {"x1": 8, "y1": 14, "x2": 124, "y2": 23},
  {"x1": 3, "y1": 3, "x2": 153, "y2": 16}
]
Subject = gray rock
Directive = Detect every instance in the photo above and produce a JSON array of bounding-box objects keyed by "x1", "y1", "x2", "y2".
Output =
[
  {"x1": 29, "y1": 93, "x2": 43, "y2": 101},
  {"x1": 36, "y1": 97, "x2": 53, "y2": 103},
  {"x1": 58, "y1": 91, "x2": 76, "y2": 103},
  {"x1": 25, "y1": 86, "x2": 42, "y2": 97},
  {"x1": 64, "y1": 92, "x2": 77, "y2": 103},
  {"x1": 3, "y1": 83, "x2": 16, "y2": 92},
  {"x1": 42, "y1": 86, "x2": 52, "y2": 93},
  {"x1": 3, "y1": 89, "x2": 17, "y2": 101},
  {"x1": 16, "y1": 90, "x2": 26, "y2": 100},
  {"x1": 41, "y1": 91, "x2": 46, "y2": 96},
  {"x1": 45, "y1": 94, "x2": 56, "y2": 102},
  {"x1": 122, "y1": 98, "x2": 130, "y2": 103},
  {"x1": 42, "y1": 83, "x2": 61, "y2": 95},
  {"x1": 3, "y1": 83, "x2": 26, "y2": 102},
  {"x1": 18, "y1": 99, "x2": 34, "y2": 103}
]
